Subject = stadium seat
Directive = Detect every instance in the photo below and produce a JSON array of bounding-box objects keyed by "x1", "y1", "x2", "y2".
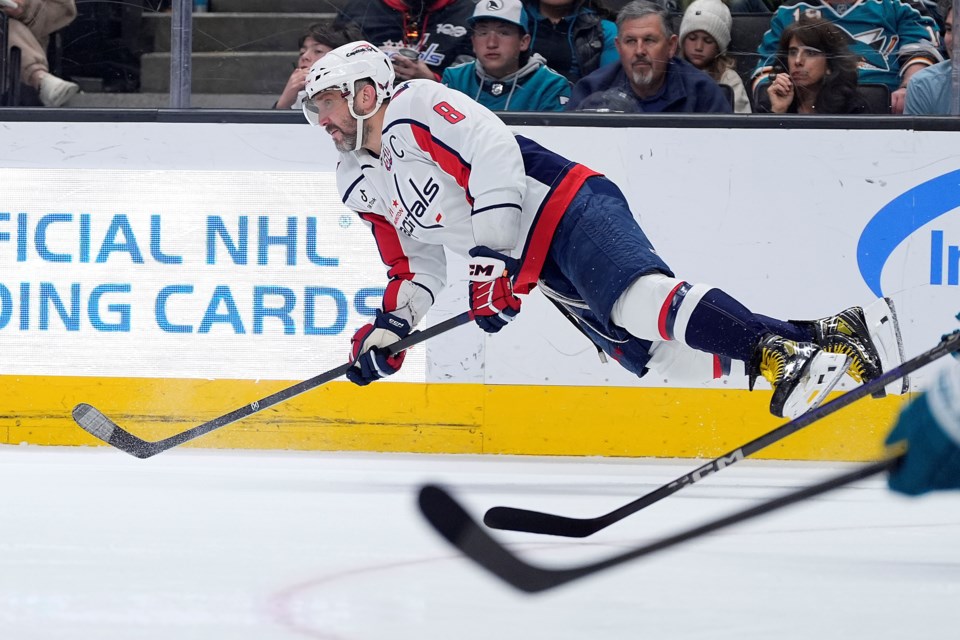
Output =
[
  {"x1": 858, "y1": 83, "x2": 892, "y2": 114},
  {"x1": 729, "y1": 13, "x2": 773, "y2": 86}
]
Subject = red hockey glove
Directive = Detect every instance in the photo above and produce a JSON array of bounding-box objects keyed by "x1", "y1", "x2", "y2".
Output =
[
  {"x1": 468, "y1": 246, "x2": 522, "y2": 334},
  {"x1": 346, "y1": 311, "x2": 412, "y2": 386}
]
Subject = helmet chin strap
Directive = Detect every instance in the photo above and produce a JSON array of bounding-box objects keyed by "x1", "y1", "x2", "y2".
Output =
[{"x1": 346, "y1": 90, "x2": 385, "y2": 152}]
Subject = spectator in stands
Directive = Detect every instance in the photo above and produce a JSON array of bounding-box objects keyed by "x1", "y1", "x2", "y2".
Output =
[
  {"x1": 936, "y1": 0, "x2": 953, "y2": 56},
  {"x1": 905, "y1": 0, "x2": 954, "y2": 114},
  {"x1": 333, "y1": 0, "x2": 474, "y2": 81},
  {"x1": 751, "y1": 0, "x2": 942, "y2": 114},
  {"x1": 1, "y1": 0, "x2": 79, "y2": 107},
  {"x1": 275, "y1": 23, "x2": 359, "y2": 110},
  {"x1": 521, "y1": 0, "x2": 618, "y2": 83},
  {"x1": 678, "y1": 0, "x2": 751, "y2": 112},
  {"x1": 566, "y1": 0, "x2": 732, "y2": 112},
  {"x1": 760, "y1": 16, "x2": 872, "y2": 113},
  {"x1": 442, "y1": 0, "x2": 571, "y2": 110}
]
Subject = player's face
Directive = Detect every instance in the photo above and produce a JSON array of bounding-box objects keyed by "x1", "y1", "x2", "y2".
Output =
[
  {"x1": 616, "y1": 16, "x2": 678, "y2": 97},
  {"x1": 682, "y1": 30, "x2": 719, "y2": 70},
  {"x1": 471, "y1": 20, "x2": 530, "y2": 79},
  {"x1": 310, "y1": 89, "x2": 358, "y2": 152},
  {"x1": 298, "y1": 37, "x2": 333, "y2": 70},
  {"x1": 786, "y1": 36, "x2": 828, "y2": 89}
]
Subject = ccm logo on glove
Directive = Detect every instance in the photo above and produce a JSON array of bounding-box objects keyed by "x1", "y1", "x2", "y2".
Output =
[
  {"x1": 468, "y1": 256, "x2": 507, "y2": 282},
  {"x1": 468, "y1": 246, "x2": 522, "y2": 334}
]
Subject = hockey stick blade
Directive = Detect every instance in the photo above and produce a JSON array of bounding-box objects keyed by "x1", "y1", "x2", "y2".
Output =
[
  {"x1": 484, "y1": 330, "x2": 960, "y2": 538},
  {"x1": 73, "y1": 311, "x2": 474, "y2": 458},
  {"x1": 421, "y1": 456, "x2": 900, "y2": 593}
]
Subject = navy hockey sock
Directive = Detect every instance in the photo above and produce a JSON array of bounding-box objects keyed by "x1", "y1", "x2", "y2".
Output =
[
  {"x1": 754, "y1": 314, "x2": 814, "y2": 343},
  {"x1": 682, "y1": 289, "x2": 772, "y2": 362}
]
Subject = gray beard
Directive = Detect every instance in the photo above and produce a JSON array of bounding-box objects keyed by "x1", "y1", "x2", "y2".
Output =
[
  {"x1": 333, "y1": 117, "x2": 371, "y2": 152},
  {"x1": 334, "y1": 131, "x2": 358, "y2": 153},
  {"x1": 630, "y1": 67, "x2": 656, "y2": 88}
]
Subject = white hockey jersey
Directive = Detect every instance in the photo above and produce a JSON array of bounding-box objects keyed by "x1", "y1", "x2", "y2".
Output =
[{"x1": 336, "y1": 79, "x2": 600, "y2": 323}]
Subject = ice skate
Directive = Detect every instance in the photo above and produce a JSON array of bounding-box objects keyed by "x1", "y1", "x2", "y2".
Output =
[
  {"x1": 749, "y1": 334, "x2": 850, "y2": 419},
  {"x1": 794, "y1": 297, "x2": 906, "y2": 398}
]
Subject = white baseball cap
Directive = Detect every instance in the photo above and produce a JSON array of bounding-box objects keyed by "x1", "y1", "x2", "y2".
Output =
[{"x1": 468, "y1": 0, "x2": 530, "y2": 34}]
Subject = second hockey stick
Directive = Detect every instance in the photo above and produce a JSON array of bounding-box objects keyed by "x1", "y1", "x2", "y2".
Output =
[
  {"x1": 420, "y1": 455, "x2": 900, "y2": 593},
  {"x1": 73, "y1": 311, "x2": 474, "y2": 459},
  {"x1": 483, "y1": 330, "x2": 960, "y2": 538}
]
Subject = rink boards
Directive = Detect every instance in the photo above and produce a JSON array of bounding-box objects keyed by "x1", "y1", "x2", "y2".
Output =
[
  {"x1": 0, "y1": 375, "x2": 904, "y2": 460},
  {"x1": 0, "y1": 118, "x2": 957, "y2": 461}
]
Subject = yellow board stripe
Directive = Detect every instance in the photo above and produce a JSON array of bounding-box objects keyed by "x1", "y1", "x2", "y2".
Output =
[{"x1": 0, "y1": 376, "x2": 905, "y2": 461}]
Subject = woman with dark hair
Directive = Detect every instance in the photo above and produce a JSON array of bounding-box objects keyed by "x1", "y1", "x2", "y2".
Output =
[
  {"x1": 762, "y1": 16, "x2": 871, "y2": 114},
  {"x1": 522, "y1": 0, "x2": 618, "y2": 83}
]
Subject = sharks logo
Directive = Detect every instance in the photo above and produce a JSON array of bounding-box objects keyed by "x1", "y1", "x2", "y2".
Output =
[
  {"x1": 797, "y1": 7, "x2": 914, "y2": 75},
  {"x1": 854, "y1": 27, "x2": 890, "y2": 49}
]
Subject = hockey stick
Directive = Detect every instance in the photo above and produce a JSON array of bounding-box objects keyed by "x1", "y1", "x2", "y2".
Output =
[
  {"x1": 73, "y1": 311, "x2": 474, "y2": 459},
  {"x1": 419, "y1": 455, "x2": 900, "y2": 593},
  {"x1": 483, "y1": 330, "x2": 960, "y2": 538}
]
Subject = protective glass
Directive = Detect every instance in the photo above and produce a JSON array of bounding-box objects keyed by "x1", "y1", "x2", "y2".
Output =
[{"x1": 302, "y1": 91, "x2": 345, "y2": 126}]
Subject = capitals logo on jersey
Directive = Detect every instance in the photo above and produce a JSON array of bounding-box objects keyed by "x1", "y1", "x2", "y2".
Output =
[
  {"x1": 381, "y1": 144, "x2": 393, "y2": 171},
  {"x1": 382, "y1": 36, "x2": 451, "y2": 67},
  {"x1": 392, "y1": 174, "x2": 444, "y2": 237},
  {"x1": 383, "y1": 134, "x2": 408, "y2": 173}
]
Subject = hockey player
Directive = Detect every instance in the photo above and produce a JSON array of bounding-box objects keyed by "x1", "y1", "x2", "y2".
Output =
[
  {"x1": 303, "y1": 41, "x2": 905, "y2": 419},
  {"x1": 887, "y1": 360, "x2": 960, "y2": 495},
  {"x1": 886, "y1": 316, "x2": 960, "y2": 496}
]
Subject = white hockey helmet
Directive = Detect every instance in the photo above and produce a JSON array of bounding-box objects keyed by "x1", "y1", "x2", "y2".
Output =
[{"x1": 302, "y1": 41, "x2": 395, "y2": 128}]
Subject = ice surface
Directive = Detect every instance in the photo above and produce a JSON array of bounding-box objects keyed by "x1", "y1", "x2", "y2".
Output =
[{"x1": 0, "y1": 446, "x2": 956, "y2": 640}]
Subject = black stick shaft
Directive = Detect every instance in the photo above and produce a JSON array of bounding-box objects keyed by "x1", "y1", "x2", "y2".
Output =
[
  {"x1": 420, "y1": 456, "x2": 900, "y2": 593},
  {"x1": 151, "y1": 311, "x2": 472, "y2": 451},
  {"x1": 74, "y1": 311, "x2": 474, "y2": 457},
  {"x1": 484, "y1": 330, "x2": 960, "y2": 537}
]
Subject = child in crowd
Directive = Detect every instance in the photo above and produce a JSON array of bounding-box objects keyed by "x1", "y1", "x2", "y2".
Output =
[
  {"x1": 678, "y1": 0, "x2": 751, "y2": 113},
  {"x1": 442, "y1": 0, "x2": 571, "y2": 111},
  {"x1": 275, "y1": 23, "x2": 359, "y2": 110}
]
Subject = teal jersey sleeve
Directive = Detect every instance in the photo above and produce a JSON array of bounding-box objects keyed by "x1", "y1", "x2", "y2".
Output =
[{"x1": 599, "y1": 20, "x2": 619, "y2": 68}]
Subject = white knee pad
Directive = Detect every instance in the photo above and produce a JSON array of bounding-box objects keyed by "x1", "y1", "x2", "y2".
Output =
[{"x1": 610, "y1": 273, "x2": 712, "y2": 343}]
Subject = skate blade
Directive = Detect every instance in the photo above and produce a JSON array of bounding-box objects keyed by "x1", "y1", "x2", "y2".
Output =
[
  {"x1": 780, "y1": 352, "x2": 851, "y2": 420},
  {"x1": 864, "y1": 296, "x2": 908, "y2": 396}
]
